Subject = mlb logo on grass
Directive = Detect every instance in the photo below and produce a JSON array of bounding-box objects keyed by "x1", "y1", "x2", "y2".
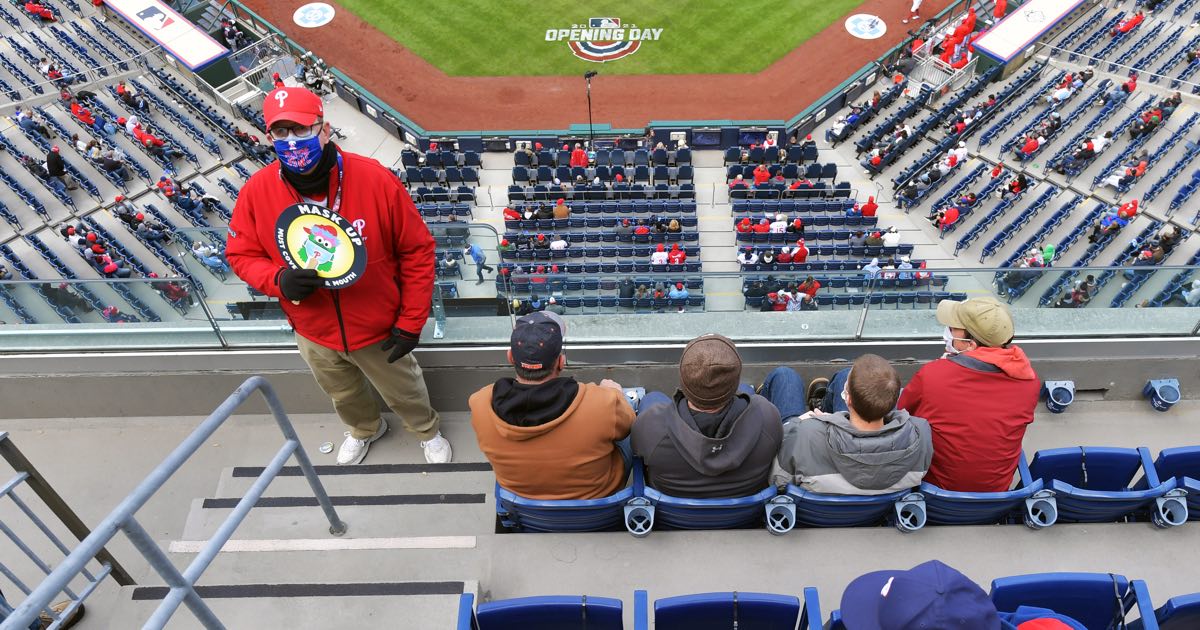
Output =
[{"x1": 545, "y1": 17, "x2": 663, "y2": 63}]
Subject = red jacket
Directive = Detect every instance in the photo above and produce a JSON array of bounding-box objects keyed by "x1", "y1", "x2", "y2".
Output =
[
  {"x1": 753, "y1": 167, "x2": 770, "y2": 186},
  {"x1": 569, "y1": 148, "x2": 588, "y2": 168},
  {"x1": 860, "y1": 198, "x2": 878, "y2": 217},
  {"x1": 227, "y1": 147, "x2": 435, "y2": 352},
  {"x1": 897, "y1": 346, "x2": 1039, "y2": 492}
]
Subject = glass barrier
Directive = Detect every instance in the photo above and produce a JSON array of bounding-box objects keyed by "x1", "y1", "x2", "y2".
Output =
[{"x1": 1, "y1": 221, "x2": 1197, "y2": 352}]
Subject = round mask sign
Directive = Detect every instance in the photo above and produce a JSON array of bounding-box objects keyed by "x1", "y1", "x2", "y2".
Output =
[
  {"x1": 293, "y1": 3, "x2": 335, "y2": 28},
  {"x1": 275, "y1": 203, "x2": 367, "y2": 289},
  {"x1": 845, "y1": 14, "x2": 887, "y2": 40}
]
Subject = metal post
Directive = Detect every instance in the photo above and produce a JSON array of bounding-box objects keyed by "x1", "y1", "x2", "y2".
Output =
[
  {"x1": 0, "y1": 434, "x2": 135, "y2": 585},
  {"x1": 584, "y1": 71, "x2": 597, "y2": 147},
  {"x1": 254, "y1": 377, "x2": 346, "y2": 535}
]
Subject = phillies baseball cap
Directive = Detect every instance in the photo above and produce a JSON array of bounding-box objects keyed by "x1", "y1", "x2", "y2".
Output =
[
  {"x1": 840, "y1": 560, "x2": 1000, "y2": 630},
  {"x1": 510, "y1": 312, "x2": 565, "y2": 371},
  {"x1": 263, "y1": 87, "x2": 324, "y2": 129}
]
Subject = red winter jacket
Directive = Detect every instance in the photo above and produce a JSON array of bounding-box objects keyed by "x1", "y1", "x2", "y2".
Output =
[
  {"x1": 227, "y1": 147, "x2": 435, "y2": 352},
  {"x1": 897, "y1": 346, "x2": 1039, "y2": 492}
]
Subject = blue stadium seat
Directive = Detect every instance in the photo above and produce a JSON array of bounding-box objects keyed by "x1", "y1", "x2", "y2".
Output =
[
  {"x1": 989, "y1": 573, "x2": 1132, "y2": 630},
  {"x1": 1150, "y1": 446, "x2": 1200, "y2": 520},
  {"x1": 784, "y1": 486, "x2": 925, "y2": 531},
  {"x1": 629, "y1": 460, "x2": 787, "y2": 534},
  {"x1": 495, "y1": 481, "x2": 637, "y2": 533},
  {"x1": 1128, "y1": 581, "x2": 1200, "y2": 630},
  {"x1": 467, "y1": 593, "x2": 624, "y2": 630},
  {"x1": 651, "y1": 591, "x2": 800, "y2": 630},
  {"x1": 1028, "y1": 447, "x2": 1187, "y2": 527},
  {"x1": 920, "y1": 453, "x2": 1057, "y2": 528}
]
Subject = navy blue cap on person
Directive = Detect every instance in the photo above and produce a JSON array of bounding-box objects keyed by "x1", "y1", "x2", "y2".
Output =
[
  {"x1": 509, "y1": 312, "x2": 566, "y2": 371},
  {"x1": 840, "y1": 560, "x2": 1001, "y2": 629}
]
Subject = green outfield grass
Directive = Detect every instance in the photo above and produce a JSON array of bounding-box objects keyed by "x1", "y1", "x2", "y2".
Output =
[{"x1": 336, "y1": 0, "x2": 866, "y2": 76}]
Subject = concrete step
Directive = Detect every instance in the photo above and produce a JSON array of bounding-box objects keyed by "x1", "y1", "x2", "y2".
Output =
[
  {"x1": 212, "y1": 462, "x2": 495, "y2": 499},
  {"x1": 90, "y1": 582, "x2": 473, "y2": 629},
  {"x1": 180, "y1": 494, "x2": 496, "y2": 541}
]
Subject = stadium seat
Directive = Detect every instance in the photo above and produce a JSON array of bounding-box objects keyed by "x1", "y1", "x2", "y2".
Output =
[
  {"x1": 628, "y1": 460, "x2": 787, "y2": 535},
  {"x1": 783, "y1": 486, "x2": 926, "y2": 531},
  {"x1": 1150, "y1": 446, "x2": 1200, "y2": 520},
  {"x1": 1128, "y1": 581, "x2": 1200, "y2": 630},
  {"x1": 651, "y1": 592, "x2": 800, "y2": 630},
  {"x1": 989, "y1": 573, "x2": 1133, "y2": 630},
  {"x1": 920, "y1": 453, "x2": 1057, "y2": 528},
  {"x1": 495, "y1": 482, "x2": 638, "y2": 533},
  {"x1": 1028, "y1": 447, "x2": 1187, "y2": 527},
  {"x1": 464, "y1": 592, "x2": 625, "y2": 630}
]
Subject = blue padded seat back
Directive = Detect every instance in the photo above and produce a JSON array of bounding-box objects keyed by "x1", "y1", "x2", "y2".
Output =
[
  {"x1": 476, "y1": 595, "x2": 623, "y2": 630},
  {"x1": 654, "y1": 592, "x2": 800, "y2": 630},
  {"x1": 1028, "y1": 448, "x2": 1141, "y2": 491},
  {"x1": 990, "y1": 573, "x2": 1128, "y2": 630},
  {"x1": 1154, "y1": 447, "x2": 1200, "y2": 480}
]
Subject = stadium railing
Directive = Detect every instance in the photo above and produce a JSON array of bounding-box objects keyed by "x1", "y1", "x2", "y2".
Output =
[{"x1": 2, "y1": 258, "x2": 1198, "y2": 353}]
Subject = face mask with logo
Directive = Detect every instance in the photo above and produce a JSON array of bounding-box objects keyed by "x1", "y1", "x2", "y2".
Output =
[
  {"x1": 274, "y1": 135, "x2": 324, "y2": 173},
  {"x1": 943, "y1": 326, "x2": 968, "y2": 356}
]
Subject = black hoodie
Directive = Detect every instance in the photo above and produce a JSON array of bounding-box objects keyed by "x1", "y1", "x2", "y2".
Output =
[{"x1": 632, "y1": 391, "x2": 782, "y2": 499}]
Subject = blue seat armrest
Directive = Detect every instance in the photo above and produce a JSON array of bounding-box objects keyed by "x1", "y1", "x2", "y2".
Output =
[
  {"x1": 1129, "y1": 580, "x2": 1159, "y2": 630},
  {"x1": 633, "y1": 590, "x2": 649, "y2": 630},
  {"x1": 801, "y1": 587, "x2": 822, "y2": 630},
  {"x1": 1140, "y1": 446, "x2": 1164, "y2": 487},
  {"x1": 1017, "y1": 450, "x2": 1035, "y2": 488},
  {"x1": 457, "y1": 593, "x2": 476, "y2": 630},
  {"x1": 632, "y1": 457, "x2": 646, "y2": 496}
]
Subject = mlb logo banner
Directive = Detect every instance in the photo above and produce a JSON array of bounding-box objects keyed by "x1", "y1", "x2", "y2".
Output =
[{"x1": 544, "y1": 17, "x2": 663, "y2": 63}]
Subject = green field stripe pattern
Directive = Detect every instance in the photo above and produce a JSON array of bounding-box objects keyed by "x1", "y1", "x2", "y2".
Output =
[{"x1": 336, "y1": 0, "x2": 866, "y2": 76}]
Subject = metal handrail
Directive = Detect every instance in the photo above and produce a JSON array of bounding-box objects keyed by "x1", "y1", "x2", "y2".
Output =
[{"x1": 5, "y1": 376, "x2": 345, "y2": 629}]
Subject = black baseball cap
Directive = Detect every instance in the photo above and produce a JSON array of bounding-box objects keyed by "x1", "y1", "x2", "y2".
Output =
[{"x1": 510, "y1": 312, "x2": 565, "y2": 371}]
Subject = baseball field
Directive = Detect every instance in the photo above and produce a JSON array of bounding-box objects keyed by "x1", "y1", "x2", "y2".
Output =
[{"x1": 334, "y1": 0, "x2": 866, "y2": 75}]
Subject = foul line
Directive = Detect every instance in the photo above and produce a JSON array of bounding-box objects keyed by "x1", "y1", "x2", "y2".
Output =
[{"x1": 168, "y1": 535, "x2": 477, "y2": 554}]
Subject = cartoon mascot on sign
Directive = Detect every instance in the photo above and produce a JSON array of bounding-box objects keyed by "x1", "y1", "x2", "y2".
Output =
[{"x1": 298, "y1": 223, "x2": 340, "y2": 273}]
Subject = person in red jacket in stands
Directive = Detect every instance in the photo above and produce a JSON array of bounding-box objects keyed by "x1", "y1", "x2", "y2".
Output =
[
  {"x1": 897, "y1": 298, "x2": 1039, "y2": 492},
  {"x1": 25, "y1": 1, "x2": 55, "y2": 21},
  {"x1": 667, "y1": 243, "x2": 687, "y2": 265},
  {"x1": 70, "y1": 99, "x2": 95, "y2": 126},
  {"x1": 568, "y1": 143, "x2": 588, "y2": 168},
  {"x1": 790, "y1": 239, "x2": 809, "y2": 264},
  {"x1": 227, "y1": 87, "x2": 451, "y2": 466},
  {"x1": 752, "y1": 164, "x2": 770, "y2": 187},
  {"x1": 736, "y1": 217, "x2": 752, "y2": 233},
  {"x1": 751, "y1": 218, "x2": 771, "y2": 234},
  {"x1": 859, "y1": 196, "x2": 878, "y2": 217},
  {"x1": 502, "y1": 206, "x2": 521, "y2": 221},
  {"x1": 1112, "y1": 11, "x2": 1143, "y2": 36}
]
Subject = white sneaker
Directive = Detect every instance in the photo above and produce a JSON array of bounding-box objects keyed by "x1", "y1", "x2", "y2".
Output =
[
  {"x1": 420, "y1": 432, "x2": 452, "y2": 464},
  {"x1": 336, "y1": 418, "x2": 388, "y2": 465}
]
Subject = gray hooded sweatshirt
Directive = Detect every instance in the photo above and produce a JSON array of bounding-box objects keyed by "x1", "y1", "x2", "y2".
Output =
[
  {"x1": 632, "y1": 391, "x2": 782, "y2": 499},
  {"x1": 778, "y1": 409, "x2": 932, "y2": 495}
]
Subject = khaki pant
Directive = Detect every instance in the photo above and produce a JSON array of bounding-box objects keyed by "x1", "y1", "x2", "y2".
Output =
[{"x1": 296, "y1": 333, "x2": 440, "y2": 440}]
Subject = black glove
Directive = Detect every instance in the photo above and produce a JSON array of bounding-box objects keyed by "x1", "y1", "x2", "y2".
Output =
[
  {"x1": 278, "y1": 268, "x2": 322, "y2": 301},
  {"x1": 381, "y1": 328, "x2": 420, "y2": 363}
]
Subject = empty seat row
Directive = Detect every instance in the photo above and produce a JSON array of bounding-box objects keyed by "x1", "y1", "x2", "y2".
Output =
[{"x1": 508, "y1": 183, "x2": 696, "y2": 202}]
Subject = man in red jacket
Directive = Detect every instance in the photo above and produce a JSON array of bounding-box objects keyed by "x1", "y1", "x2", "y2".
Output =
[
  {"x1": 897, "y1": 298, "x2": 1039, "y2": 492},
  {"x1": 227, "y1": 87, "x2": 451, "y2": 466}
]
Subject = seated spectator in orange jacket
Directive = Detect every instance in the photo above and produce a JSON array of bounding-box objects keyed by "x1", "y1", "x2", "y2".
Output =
[{"x1": 470, "y1": 313, "x2": 634, "y2": 500}]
